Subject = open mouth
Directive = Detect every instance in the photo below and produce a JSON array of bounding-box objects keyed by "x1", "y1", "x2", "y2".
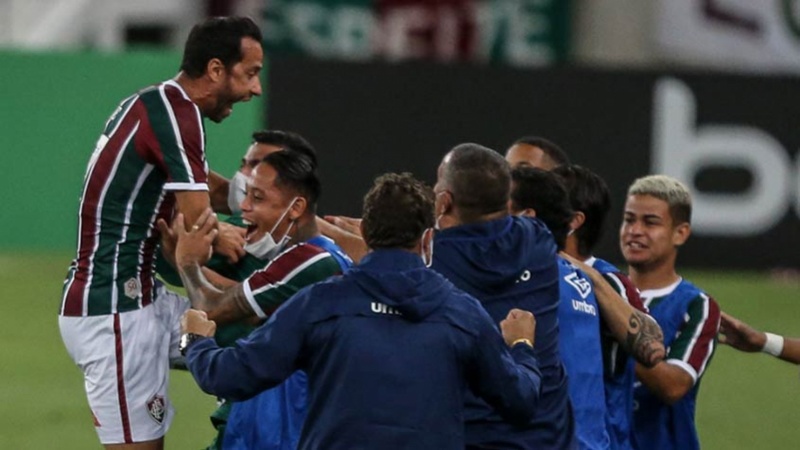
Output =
[{"x1": 242, "y1": 219, "x2": 259, "y2": 243}]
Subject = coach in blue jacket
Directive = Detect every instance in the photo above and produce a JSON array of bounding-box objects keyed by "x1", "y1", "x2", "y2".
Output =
[
  {"x1": 180, "y1": 172, "x2": 543, "y2": 450},
  {"x1": 432, "y1": 144, "x2": 575, "y2": 449}
]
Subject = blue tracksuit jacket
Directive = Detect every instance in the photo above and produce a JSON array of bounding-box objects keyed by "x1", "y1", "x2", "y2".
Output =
[
  {"x1": 432, "y1": 215, "x2": 576, "y2": 449},
  {"x1": 186, "y1": 249, "x2": 543, "y2": 450}
]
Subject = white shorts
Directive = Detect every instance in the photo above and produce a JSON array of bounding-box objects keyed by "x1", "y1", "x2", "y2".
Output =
[{"x1": 58, "y1": 284, "x2": 189, "y2": 444}]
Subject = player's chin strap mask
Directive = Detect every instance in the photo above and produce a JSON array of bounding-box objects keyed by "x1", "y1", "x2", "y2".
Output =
[
  {"x1": 244, "y1": 197, "x2": 299, "y2": 260},
  {"x1": 421, "y1": 227, "x2": 434, "y2": 267},
  {"x1": 227, "y1": 171, "x2": 249, "y2": 215}
]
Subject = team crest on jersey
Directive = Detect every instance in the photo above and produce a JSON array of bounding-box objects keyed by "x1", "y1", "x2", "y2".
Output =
[
  {"x1": 124, "y1": 277, "x2": 141, "y2": 299},
  {"x1": 564, "y1": 272, "x2": 592, "y2": 299},
  {"x1": 146, "y1": 394, "x2": 166, "y2": 424}
]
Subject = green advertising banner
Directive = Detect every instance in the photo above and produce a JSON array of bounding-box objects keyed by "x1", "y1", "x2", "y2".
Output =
[
  {"x1": 262, "y1": 0, "x2": 570, "y2": 66},
  {"x1": 0, "y1": 51, "x2": 263, "y2": 251}
]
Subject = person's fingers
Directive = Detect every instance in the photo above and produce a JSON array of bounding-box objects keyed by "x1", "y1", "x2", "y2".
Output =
[
  {"x1": 173, "y1": 213, "x2": 186, "y2": 236},
  {"x1": 157, "y1": 218, "x2": 172, "y2": 237}
]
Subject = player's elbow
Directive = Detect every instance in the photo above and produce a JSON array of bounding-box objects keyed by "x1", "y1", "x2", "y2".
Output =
[{"x1": 657, "y1": 384, "x2": 691, "y2": 405}]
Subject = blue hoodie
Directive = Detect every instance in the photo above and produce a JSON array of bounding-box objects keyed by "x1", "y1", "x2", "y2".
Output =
[
  {"x1": 432, "y1": 215, "x2": 576, "y2": 449},
  {"x1": 186, "y1": 249, "x2": 543, "y2": 450}
]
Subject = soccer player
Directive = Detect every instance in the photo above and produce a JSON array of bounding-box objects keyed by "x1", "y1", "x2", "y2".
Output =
[
  {"x1": 509, "y1": 166, "x2": 610, "y2": 450},
  {"x1": 621, "y1": 175, "x2": 720, "y2": 450},
  {"x1": 431, "y1": 144, "x2": 574, "y2": 449},
  {"x1": 161, "y1": 149, "x2": 351, "y2": 450},
  {"x1": 505, "y1": 136, "x2": 571, "y2": 170},
  {"x1": 58, "y1": 17, "x2": 263, "y2": 449},
  {"x1": 179, "y1": 172, "x2": 544, "y2": 449},
  {"x1": 553, "y1": 165, "x2": 664, "y2": 450},
  {"x1": 719, "y1": 312, "x2": 800, "y2": 364}
]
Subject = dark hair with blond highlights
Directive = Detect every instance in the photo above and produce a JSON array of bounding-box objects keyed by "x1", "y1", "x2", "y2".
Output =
[{"x1": 362, "y1": 173, "x2": 435, "y2": 250}]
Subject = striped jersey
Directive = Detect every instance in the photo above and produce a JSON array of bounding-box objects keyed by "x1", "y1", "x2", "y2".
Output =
[
  {"x1": 242, "y1": 242, "x2": 344, "y2": 320},
  {"x1": 587, "y1": 257, "x2": 647, "y2": 450},
  {"x1": 632, "y1": 278, "x2": 720, "y2": 450},
  {"x1": 61, "y1": 80, "x2": 208, "y2": 316}
]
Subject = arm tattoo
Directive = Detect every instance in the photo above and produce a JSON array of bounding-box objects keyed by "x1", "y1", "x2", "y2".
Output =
[
  {"x1": 626, "y1": 311, "x2": 666, "y2": 368},
  {"x1": 178, "y1": 262, "x2": 254, "y2": 324}
]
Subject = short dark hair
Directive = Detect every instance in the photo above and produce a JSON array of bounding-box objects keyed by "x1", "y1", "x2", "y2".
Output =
[
  {"x1": 443, "y1": 143, "x2": 510, "y2": 222},
  {"x1": 362, "y1": 173, "x2": 435, "y2": 250},
  {"x1": 552, "y1": 165, "x2": 611, "y2": 255},
  {"x1": 261, "y1": 150, "x2": 320, "y2": 215},
  {"x1": 510, "y1": 167, "x2": 574, "y2": 250},
  {"x1": 513, "y1": 136, "x2": 571, "y2": 168},
  {"x1": 180, "y1": 17, "x2": 262, "y2": 78},
  {"x1": 252, "y1": 130, "x2": 318, "y2": 169}
]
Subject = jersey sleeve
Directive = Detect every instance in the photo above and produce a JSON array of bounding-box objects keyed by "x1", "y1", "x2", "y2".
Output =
[
  {"x1": 602, "y1": 271, "x2": 648, "y2": 313},
  {"x1": 153, "y1": 83, "x2": 208, "y2": 191},
  {"x1": 243, "y1": 246, "x2": 340, "y2": 319},
  {"x1": 665, "y1": 294, "x2": 720, "y2": 384}
]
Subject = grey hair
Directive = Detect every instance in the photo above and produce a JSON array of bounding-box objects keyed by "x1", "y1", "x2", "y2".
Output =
[{"x1": 627, "y1": 175, "x2": 692, "y2": 224}]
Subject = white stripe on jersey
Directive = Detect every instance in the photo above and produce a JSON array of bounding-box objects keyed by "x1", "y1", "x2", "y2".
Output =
[
  {"x1": 84, "y1": 121, "x2": 141, "y2": 316},
  {"x1": 158, "y1": 84, "x2": 195, "y2": 184},
  {"x1": 163, "y1": 182, "x2": 209, "y2": 191},
  {"x1": 243, "y1": 252, "x2": 332, "y2": 319},
  {"x1": 111, "y1": 164, "x2": 155, "y2": 313},
  {"x1": 690, "y1": 293, "x2": 716, "y2": 378},
  {"x1": 163, "y1": 80, "x2": 206, "y2": 176},
  {"x1": 135, "y1": 189, "x2": 167, "y2": 310}
]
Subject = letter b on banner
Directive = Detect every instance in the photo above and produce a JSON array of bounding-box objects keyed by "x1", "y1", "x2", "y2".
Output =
[{"x1": 652, "y1": 78, "x2": 794, "y2": 236}]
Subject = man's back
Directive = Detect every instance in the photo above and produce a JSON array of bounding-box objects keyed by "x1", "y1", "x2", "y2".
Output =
[
  {"x1": 61, "y1": 80, "x2": 206, "y2": 316},
  {"x1": 632, "y1": 278, "x2": 719, "y2": 450},
  {"x1": 432, "y1": 215, "x2": 575, "y2": 449},
  {"x1": 187, "y1": 249, "x2": 542, "y2": 450}
]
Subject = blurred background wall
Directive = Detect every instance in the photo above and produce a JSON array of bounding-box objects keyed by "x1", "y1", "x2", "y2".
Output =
[{"x1": 1, "y1": 0, "x2": 798, "y2": 268}]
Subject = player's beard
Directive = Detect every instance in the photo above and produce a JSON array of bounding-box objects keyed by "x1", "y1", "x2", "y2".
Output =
[{"x1": 208, "y1": 79, "x2": 238, "y2": 123}]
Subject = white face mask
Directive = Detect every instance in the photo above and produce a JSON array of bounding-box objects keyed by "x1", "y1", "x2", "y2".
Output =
[
  {"x1": 227, "y1": 171, "x2": 249, "y2": 215},
  {"x1": 244, "y1": 197, "x2": 299, "y2": 260},
  {"x1": 421, "y1": 228, "x2": 434, "y2": 267}
]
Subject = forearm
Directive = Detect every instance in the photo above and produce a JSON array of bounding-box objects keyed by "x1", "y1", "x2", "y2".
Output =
[
  {"x1": 178, "y1": 262, "x2": 225, "y2": 313},
  {"x1": 781, "y1": 338, "x2": 800, "y2": 364},
  {"x1": 635, "y1": 361, "x2": 693, "y2": 405},
  {"x1": 317, "y1": 218, "x2": 368, "y2": 263},
  {"x1": 591, "y1": 273, "x2": 665, "y2": 367},
  {"x1": 186, "y1": 338, "x2": 279, "y2": 401}
]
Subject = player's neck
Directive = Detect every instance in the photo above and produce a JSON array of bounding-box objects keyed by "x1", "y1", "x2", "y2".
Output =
[
  {"x1": 628, "y1": 261, "x2": 680, "y2": 292},
  {"x1": 563, "y1": 238, "x2": 589, "y2": 261},
  {"x1": 174, "y1": 72, "x2": 213, "y2": 110},
  {"x1": 292, "y1": 217, "x2": 319, "y2": 245}
]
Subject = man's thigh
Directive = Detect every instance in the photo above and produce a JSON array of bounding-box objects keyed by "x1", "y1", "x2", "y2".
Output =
[{"x1": 59, "y1": 306, "x2": 175, "y2": 445}]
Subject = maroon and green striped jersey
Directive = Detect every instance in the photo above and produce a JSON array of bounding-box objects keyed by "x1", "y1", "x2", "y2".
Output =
[
  {"x1": 61, "y1": 80, "x2": 208, "y2": 317},
  {"x1": 242, "y1": 243, "x2": 343, "y2": 320},
  {"x1": 632, "y1": 278, "x2": 720, "y2": 450}
]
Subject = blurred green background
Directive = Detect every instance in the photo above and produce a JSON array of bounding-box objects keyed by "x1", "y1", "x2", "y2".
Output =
[{"x1": 1, "y1": 253, "x2": 797, "y2": 448}]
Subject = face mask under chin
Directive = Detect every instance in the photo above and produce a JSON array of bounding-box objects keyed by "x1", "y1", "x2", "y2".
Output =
[{"x1": 243, "y1": 197, "x2": 299, "y2": 260}]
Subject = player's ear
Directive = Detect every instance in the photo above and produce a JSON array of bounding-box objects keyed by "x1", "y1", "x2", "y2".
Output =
[
  {"x1": 570, "y1": 211, "x2": 585, "y2": 232},
  {"x1": 206, "y1": 58, "x2": 225, "y2": 83},
  {"x1": 672, "y1": 222, "x2": 691, "y2": 247},
  {"x1": 289, "y1": 197, "x2": 307, "y2": 221}
]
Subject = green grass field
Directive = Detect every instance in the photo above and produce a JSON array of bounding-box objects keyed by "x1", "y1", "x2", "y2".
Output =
[{"x1": 1, "y1": 253, "x2": 798, "y2": 449}]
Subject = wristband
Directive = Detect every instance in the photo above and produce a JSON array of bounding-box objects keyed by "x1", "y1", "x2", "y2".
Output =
[
  {"x1": 762, "y1": 332, "x2": 784, "y2": 357},
  {"x1": 511, "y1": 338, "x2": 534, "y2": 349}
]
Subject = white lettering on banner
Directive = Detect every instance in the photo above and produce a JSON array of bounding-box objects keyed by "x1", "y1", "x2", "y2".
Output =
[
  {"x1": 652, "y1": 77, "x2": 796, "y2": 236},
  {"x1": 266, "y1": 1, "x2": 558, "y2": 66}
]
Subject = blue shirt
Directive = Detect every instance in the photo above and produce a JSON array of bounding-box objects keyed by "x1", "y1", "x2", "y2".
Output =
[
  {"x1": 632, "y1": 279, "x2": 720, "y2": 450},
  {"x1": 432, "y1": 216, "x2": 576, "y2": 449},
  {"x1": 187, "y1": 249, "x2": 543, "y2": 450},
  {"x1": 558, "y1": 258, "x2": 610, "y2": 450}
]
